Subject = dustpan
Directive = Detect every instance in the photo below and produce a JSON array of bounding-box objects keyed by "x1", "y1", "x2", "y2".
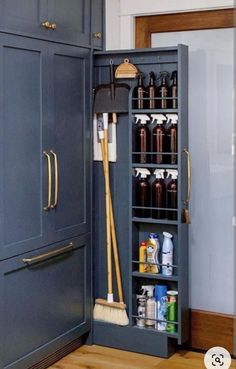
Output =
[{"x1": 94, "y1": 60, "x2": 130, "y2": 114}]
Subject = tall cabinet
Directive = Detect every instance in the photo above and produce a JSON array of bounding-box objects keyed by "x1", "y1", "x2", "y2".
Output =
[
  {"x1": 0, "y1": 1, "x2": 104, "y2": 368},
  {"x1": 93, "y1": 46, "x2": 189, "y2": 358}
]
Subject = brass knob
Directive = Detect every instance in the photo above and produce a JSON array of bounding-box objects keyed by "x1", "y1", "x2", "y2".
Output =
[
  {"x1": 50, "y1": 23, "x2": 57, "y2": 30},
  {"x1": 41, "y1": 21, "x2": 57, "y2": 30},
  {"x1": 41, "y1": 21, "x2": 51, "y2": 29},
  {"x1": 93, "y1": 32, "x2": 102, "y2": 39}
]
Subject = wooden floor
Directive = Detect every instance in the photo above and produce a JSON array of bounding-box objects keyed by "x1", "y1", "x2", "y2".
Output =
[{"x1": 48, "y1": 345, "x2": 235, "y2": 369}]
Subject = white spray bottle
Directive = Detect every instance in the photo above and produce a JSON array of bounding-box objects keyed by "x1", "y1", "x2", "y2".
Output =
[
  {"x1": 141, "y1": 285, "x2": 155, "y2": 328},
  {"x1": 162, "y1": 232, "x2": 174, "y2": 276}
]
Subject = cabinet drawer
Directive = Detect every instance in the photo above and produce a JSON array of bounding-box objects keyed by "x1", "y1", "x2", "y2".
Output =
[{"x1": 0, "y1": 234, "x2": 91, "y2": 369}]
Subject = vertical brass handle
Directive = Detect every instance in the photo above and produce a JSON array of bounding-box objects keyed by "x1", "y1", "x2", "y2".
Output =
[
  {"x1": 43, "y1": 151, "x2": 52, "y2": 211},
  {"x1": 183, "y1": 149, "x2": 191, "y2": 204},
  {"x1": 50, "y1": 150, "x2": 58, "y2": 209}
]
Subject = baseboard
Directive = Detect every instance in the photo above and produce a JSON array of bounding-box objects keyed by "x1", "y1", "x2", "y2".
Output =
[{"x1": 189, "y1": 309, "x2": 235, "y2": 354}]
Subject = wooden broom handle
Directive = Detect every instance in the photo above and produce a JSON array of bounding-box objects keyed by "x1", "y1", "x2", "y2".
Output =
[
  {"x1": 101, "y1": 139, "x2": 124, "y2": 303},
  {"x1": 103, "y1": 130, "x2": 112, "y2": 296}
]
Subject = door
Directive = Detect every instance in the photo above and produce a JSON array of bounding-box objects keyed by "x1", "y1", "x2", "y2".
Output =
[
  {"x1": 0, "y1": 0, "x2": 91, "y2": 47},
  {"x1": 0, "y1": 33, "x2": 50, "y2": 260},
  {"x1": 0, "y1": 234, "x2": 91, "y2": 369},
  {"x1": 48, "y1": 44, "x2": 91, "y2": 241},
  {"x1": 91, "y1": 0, "x2": 104, "y2": 50},
  {"x1": 0, "y1": 0, "x2": 47, "y2": 38},
  {"x1": 47, "y1": 0, "x2": 91, "y2": 46}
]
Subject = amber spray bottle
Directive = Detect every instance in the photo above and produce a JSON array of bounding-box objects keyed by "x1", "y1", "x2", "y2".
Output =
[
  {"x1": 169, "y1": 70, "x2": 178, "y2": 109},
  {"x1": 150, "y1": 114, "x2": 166, "y2": 164},
  {"x1": 166, "y1": 170, "x2": 178, "y2": 220},
  {"x1": 146, "y1": 71, "x2": 157, "y2": 109},
  {"x1": 135, "y1": 168, "x2": 151, "y2": 218},
  {"x1": 152, "y1": 169, "x2": 166, "y2": 219},
  {"x1": 166, "y1": 114, "x2": 178, "y2": 165},
  {"x1": 133, "y1": 73, "x2": 146, "y2": 109},
  {"x1": 158, "y1": 72, "x2": 169, "y2": 109},
  {"x1": 135, "y1": 114, "x2": 150, "y2": 164}
]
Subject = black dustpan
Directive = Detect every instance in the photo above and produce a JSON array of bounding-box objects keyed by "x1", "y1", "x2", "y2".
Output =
[{"x1": 94, "y1": 60, "x2": 130, "y2": 114}]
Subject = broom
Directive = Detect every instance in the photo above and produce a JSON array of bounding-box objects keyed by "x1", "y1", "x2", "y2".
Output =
[{"x1": 93, "y1": 113, "x2": 129, "y2": 326}]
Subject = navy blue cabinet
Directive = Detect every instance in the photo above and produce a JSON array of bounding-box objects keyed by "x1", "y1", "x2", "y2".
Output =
[
  {"x1": 0, "y1": 234, "x2": 91, "y2": 369},
  {"x1": 0, "y1": 0, "x2": 91, "y2": 47},
  {"x1": 0, "y1": 33, "x2": 91, "y2": 260},
  {"x1": 91, "y1": 0, "x2": 104, "y2": 49}
]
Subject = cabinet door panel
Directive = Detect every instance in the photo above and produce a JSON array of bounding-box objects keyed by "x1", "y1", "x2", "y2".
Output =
[
  {"x1": 47, "y1": 0, "x2": 90, "y2": 46},
  {"x1": 91, "y1": 0, "x2": 104, "y2": 49},
  {"x1": 49, "y1": 45, "x2": 91, "y2": 240},
  {"x1": 0, "y1": 235, "x2": 91, "y2": 369},
  {"x1": 0, "y1": 34, "x2": 49, "y2": 260},
  {"x1": 0, "y1": 0, "x2": 47, "y2": 37}
]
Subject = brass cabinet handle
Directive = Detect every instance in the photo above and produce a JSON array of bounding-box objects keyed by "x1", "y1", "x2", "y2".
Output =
[
  {"x1": 43, "y1": 151, "x2": 52, "y2": 211},
  {"x1": 41, "y1": 21, "x2": 57, "y2": 30},
  {"x1": 93, "y1": 32, "x2": 102, "y2": 39},
  {"x1": 183, "y1": 148, "x2": 191, "y2": 204},
  {"x1": 41, "y1": 21, "x2": 51, "y2": 29},
  {"x1": 22, "y1": 243, "x2": 74, "y2": 265},
  {"x1": 50, "y1": 23, "x2": 57, "y2": 30},
  {"x1": 50, "y1": 150, "x2": 59, "y2": 209}
]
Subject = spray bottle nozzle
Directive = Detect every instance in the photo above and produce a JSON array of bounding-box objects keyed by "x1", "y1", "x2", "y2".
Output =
[
  {"x1": 150, "y1": 114, "x2": 166, "y2": 125},
  {"x1": 134, "y1": 114, "x2": 150, "y2": 124},
  {"x1": 166, "y1": 169, "x2": 178, "y2": 180},
  {"x1": 166, "y1": 114, "x2": 178, "y2": 124},
  {"x1": 153, "y1": 169, "x2": 165, "y2": 179},
  {"x1": 135, "y1": 168, "x2": 151, "y2": 179},
  {"x1": 141, "y1": 285, "x2": 155, "y2": 297}
]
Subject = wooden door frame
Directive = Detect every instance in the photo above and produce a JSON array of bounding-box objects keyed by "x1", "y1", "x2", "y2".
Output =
[{"x1": 135, "y1": 8, "x2": 234, "y2": 48}]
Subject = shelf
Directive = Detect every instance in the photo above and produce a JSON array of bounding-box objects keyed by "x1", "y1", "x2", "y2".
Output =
[
  {"x1": 131, "y1": 323, "x2": 178, "y2": 339},
  {"x1": 131, "y1": 109, "x2": 178, "y2": 114},
  {"x1": 132, "y1": 163, "x2": 178, "y2": 169},
  {"x1": 132, "y1": 217, "x2": 178, "y2": 225},
  {"x1": 132, "y1": 271, "x2": 178, "y2": 281}
]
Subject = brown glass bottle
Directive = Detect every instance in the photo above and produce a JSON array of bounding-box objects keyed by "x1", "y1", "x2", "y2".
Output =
[
  {"x1": 152, "y1": 173, "x2": 166, "y2": 219},
  {"x1": 167, "y1": 172, "x2": 178, "y2": 220},
  {"x1": 136, "y1": 176, "x2": 150, "y2": 218},
  {"x1": 170, "y1": 71, "x2": 178, "y2": 109},
  {"x1": 158, "y1": 73, "x2": 169, "y2": 109},
  {"x1": 166, "y1": 118, "x2": 177, "y2": 164},
  {"x1": 136, "y1": 121, "x2": 150, "y2": 164},
  {"x1": 133, "y1": 73, "x2": 146, "y2": 109},
  {"x1": 146, "y1": 72, "x2": 157, "y2": 109},
  {"x1": 153, "y1": 122, "x2": 165, "y2": 164}
]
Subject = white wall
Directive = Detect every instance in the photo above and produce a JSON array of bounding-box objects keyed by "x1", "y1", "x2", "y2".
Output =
[{"x1": 105, "y1": 0, "x2": 234, "y2": 50}]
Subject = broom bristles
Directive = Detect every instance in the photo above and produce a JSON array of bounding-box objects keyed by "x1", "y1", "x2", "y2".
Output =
[{"x1": 94, "y1": 299, "x2": 129, "y2": 326}]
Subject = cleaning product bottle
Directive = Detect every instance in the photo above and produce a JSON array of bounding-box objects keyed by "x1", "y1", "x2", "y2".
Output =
[
  {"x1": 142, "y1": 285, "x2": 155, "y2": 328},
  {"x1": 133, "y1": 73, "x2": 146, "y2": 109},
  {"x1": 169, "y1": 70, "x2": 178, "y2": 109},
  {"x1": 135, "y1": 114, "x2": 150, "y2": 164},
  {"x1": 166, "y1": 114, "x2": 178, "y2": 164},
  {"x1": 151, "y1": 114, "x2": 166, "y2": 164},
  {"x1": 146, "y1": 71, "x2": 157, "y2": 109},
  {"x1": 166, "y1": 290, "x2": 178, "y2": 333},
  {"x1": 146, "y1": 233, "x2": 160, "y2": 273},
  {"x1": 158, "y1": 72, "x2": 169, "y2": 109},
  {"x1": 166, "y1": 170, "x2": 178, "y2": 220},
  {"x1": 162, "y1": 232, "x2": 174, "y2": 276},
  {"x1": 136, "y1": 293, "x2": 147, "y2": 327},
  {"x1": 155, "y1": 285, "x2": 167, "y2": 331},
  {"x1": 135, "y1": 168, "x2": 151, "y2": 218},
  {"x1": 152, "y1": 169, "x2": 166, "y2": 219},
  {"x1": 139, "y1": 240, "x2": 147, "y2": 273}
]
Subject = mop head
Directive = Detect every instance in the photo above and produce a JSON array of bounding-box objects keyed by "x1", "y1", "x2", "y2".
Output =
[{"x1": 94, "y1": 298, "x2": 129, "y2": 326}]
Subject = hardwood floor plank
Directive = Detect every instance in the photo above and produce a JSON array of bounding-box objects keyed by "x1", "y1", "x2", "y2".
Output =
[{"x1": 48, "y1": 345, "x2": 235, "y2": 369}]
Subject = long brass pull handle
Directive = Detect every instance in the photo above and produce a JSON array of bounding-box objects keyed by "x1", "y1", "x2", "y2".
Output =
[
  {"x1": 43, "y1": 151, "x2": 52, "y2": 211},
  {"x1": 22, "y1": 243, "x2": 74, "y2": 265},
  {"x1": 183, "y1": 148, "x2": 191, "y2": 203},
  {"x1": 50, "y1": 150, "x2": 59, "y2": 209},
  {"x1": 41, "y1": 21, "x2": 57, "y2": 30}
]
